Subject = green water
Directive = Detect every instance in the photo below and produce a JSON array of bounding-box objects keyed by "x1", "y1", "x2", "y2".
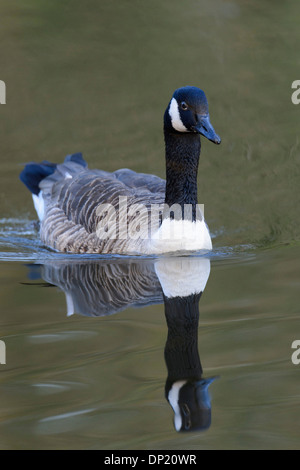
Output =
[{"x1": 0, "y1": 0, "x2": 300, "y2": 450}]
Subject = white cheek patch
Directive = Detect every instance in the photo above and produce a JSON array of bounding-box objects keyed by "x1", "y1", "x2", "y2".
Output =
[
  {"x1": 168, "y1": 97, "x2": 188, "y2": 132},
  {"x1": 155, "y1": 256, "x2": 211, "y2": 298}
]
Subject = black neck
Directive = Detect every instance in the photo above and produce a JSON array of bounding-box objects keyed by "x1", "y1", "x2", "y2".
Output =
[
  {"x1": 163, "y1": 293, "x2": 203, "y2": 389},
  {"x1": 164, "y1": 130, "x2": 201, "y2": 221}
]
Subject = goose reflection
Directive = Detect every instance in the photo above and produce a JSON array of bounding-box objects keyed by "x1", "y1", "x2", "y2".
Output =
[{"x1": 29, "y1": 255, "x2": 217, "y2": 432}]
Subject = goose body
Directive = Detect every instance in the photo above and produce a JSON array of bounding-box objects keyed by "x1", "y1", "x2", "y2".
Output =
[{"x1": 20, "y1": 86, "x2": 220, "y2": 255}]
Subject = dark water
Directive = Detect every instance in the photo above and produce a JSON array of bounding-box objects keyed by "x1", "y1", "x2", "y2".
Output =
[{"x1": 0, "y1": 0, "x2": 300, "y2": 450}]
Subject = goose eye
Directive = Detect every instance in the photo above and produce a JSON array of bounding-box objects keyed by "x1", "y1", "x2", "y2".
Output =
[{"x1": 180, "y1": 101, "x2": 188, "y2": 111}]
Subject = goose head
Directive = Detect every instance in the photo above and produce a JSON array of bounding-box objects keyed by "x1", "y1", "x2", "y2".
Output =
[{"x1": 164, "y1": 86, "x2": 221, "y2": 144}]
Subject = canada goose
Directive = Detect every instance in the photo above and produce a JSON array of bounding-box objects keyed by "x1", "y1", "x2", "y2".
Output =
[{"x1": 20, "y1": 86, "x2": 221, "y2": 255}]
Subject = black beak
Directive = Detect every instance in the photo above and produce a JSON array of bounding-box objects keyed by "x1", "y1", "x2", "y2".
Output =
[{"x1": 193, "y1": 114, "x2": 221, "y2": 144}]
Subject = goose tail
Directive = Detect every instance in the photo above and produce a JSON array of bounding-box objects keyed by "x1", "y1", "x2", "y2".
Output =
[{"x1": 19, "y1": 152, "x2": 86, "y2": 195}]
